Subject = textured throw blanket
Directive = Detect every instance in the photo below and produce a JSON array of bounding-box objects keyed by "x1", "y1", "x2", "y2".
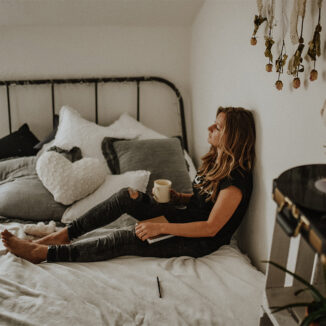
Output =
[{"x1": 0, "y1": 220, "x2": 265, "y2": 326}]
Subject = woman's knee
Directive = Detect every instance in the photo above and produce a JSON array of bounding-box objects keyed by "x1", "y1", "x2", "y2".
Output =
[
  {"x1": 127, "y1": 188, "x2": 140, "y2": 199},
  {"x1": 113, "y1": 187, "x2": 130, "y2": 199},
  {"x1": 114, "y1": 188, "x2": 149, "y2": 210},
  {"x1": 115, "y1": 187, "x2": 141, "y2": 200}
]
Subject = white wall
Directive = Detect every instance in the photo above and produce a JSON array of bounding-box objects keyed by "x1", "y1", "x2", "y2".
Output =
[
  {"x1": 191, "y1": 0, "x2": 326, "y2": 272},
  {"x1": 0, "y1": 25, "x2": 192, "y2": 147}
]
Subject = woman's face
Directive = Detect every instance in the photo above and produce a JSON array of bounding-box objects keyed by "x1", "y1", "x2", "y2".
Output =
[{"x1": 207, "y1": 112, "x2": 225, "y2": 148}]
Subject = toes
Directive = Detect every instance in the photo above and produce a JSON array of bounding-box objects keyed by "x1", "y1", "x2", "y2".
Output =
[
  {"x1": 3, "y1": 229, "x2": 14, "y2": 237},
  {"x1": 1, "y1": 229, "x2": 13, "y2": 240}
]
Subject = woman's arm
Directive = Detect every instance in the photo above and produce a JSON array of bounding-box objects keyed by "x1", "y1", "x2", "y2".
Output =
[{"x1": 135, "y1": 186, "x2": 242, "y2": 240}]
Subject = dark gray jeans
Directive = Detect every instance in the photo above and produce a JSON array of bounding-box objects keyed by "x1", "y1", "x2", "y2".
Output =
[{"x1": 47, "y1": 188, "x2": 224, "y2": 262}]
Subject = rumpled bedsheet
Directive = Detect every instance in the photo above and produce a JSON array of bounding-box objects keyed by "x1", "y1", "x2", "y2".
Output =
[{"x1": 0, "y1": 221, "x2": 265, "y2": 326}]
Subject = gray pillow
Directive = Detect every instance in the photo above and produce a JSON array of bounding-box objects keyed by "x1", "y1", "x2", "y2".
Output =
[
  {"x1": 0, "y1": 156, "x2": 66, "y2": 221},
  {"x1": 102, "y1": 138, "x2": 192, "y2": 194}
]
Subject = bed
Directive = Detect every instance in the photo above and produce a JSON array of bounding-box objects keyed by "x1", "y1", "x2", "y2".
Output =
[{"x1": 0, "y1": 76, "x2": 264, "y2": 326}]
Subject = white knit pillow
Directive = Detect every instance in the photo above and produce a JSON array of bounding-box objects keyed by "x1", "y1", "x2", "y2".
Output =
[{"x1": 36, "y1": 151, "x2": 107, "y2": 205}]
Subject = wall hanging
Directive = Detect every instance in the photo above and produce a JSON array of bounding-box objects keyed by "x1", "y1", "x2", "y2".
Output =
[{"x1": 251, "y1": 0, "x2": 323, "y2": 90}]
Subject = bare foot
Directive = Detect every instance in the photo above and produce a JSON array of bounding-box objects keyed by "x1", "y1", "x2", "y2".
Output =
[
  {"x1": 34, "y1": 227, "x2": 70, "y2": 245},
  {"x1": 1, "y1": 229, "x2": 48, "y2": 264}
]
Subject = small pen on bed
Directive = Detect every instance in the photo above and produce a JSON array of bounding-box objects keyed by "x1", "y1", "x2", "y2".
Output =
[{"x1": 156, "y1": 276, "x2": 162, "y2": 298}]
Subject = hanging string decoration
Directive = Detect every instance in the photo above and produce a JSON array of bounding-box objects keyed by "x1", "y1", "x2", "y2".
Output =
[
  {"x1": 251, "y1": 0, "x2": 267, "y2": 45},
  {"x1": 275, "y1": 0, "x2": 288, "y2": 90},
  {"x1": 307, "y1": 0, "x2": 323, "y2": 81},
  {"x1": 290, "y1": 0, "x2": 300, "y2": 44},
  {"x1": 264, "y1": 0, "x2": 275, "y2": 72},
  {"x1": 288, "y1": 0, "x2": 307, "y2": 89}
]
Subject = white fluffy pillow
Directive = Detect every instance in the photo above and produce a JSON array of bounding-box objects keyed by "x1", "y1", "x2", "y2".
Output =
[
  {"x1": 109, "y1": 113, "x2": 166, "y2": 140},
  {"x1": 61, "y1": 170, "x2": 150, "y2": 223},
  {"x1": 110, "y1": 113, "x2": 197, "y2": 180},
  {"x1": 184, "y1": 151, "x2": 197, "y2": 181},
  {"x1": 52, "y1": 106, "x2": 140, "y2": 172},
  {"x1": 36, "y1": 151, "x2": 107, "y2": 205}
]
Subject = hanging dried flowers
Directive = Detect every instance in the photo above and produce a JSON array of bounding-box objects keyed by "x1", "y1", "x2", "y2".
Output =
[
  {"x1": 251, "y1": 0, "x2": 267, "y2": 45},
  {"x1": 275, "y1": 42, "x2": 288, "y2": 90},
  {"x1": 274, "y1": 0, "x2": 288, "y2": 91},
  {"x1": 288, "y1": 0, "x2": 307, "y2": 89},
  {"x1": 288, "y1": 43, "x2": 304, "y2": 88},
  {"x1": 307, "y1": 0, "x2": 323, "y2": 82},
  {"x1": 250, "y1": 0, "x2": 324, "y2": 91},
  {"x1": 265, "y1": 38, "x2": 274, "y2": 72},
  {"x1": 264, "y1": 0, "x2": 275, "y2": 72}
]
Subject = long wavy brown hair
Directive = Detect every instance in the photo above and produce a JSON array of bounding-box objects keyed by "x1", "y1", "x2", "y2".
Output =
[{"x1": 195, "y1": 107, "x2": 256, "y2": 202}]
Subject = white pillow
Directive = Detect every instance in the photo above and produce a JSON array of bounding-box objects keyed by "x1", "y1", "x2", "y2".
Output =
[
  {"x1": 109, "y1": 113, "x2": 166, "y2": 140},
  {"x1": 61, "y1": 170, "x2": 150, "y2": 223},
  {"x1": 184, "y1": 151, "x2": 197, "y2": 181},
  {"x1": 52, "y1": 106, "x2": 140, "y2": 172},
  {"x1": 110, "y1": 113, "x2": 197, "y2": 179},
  {"x1": 36, "y1": 151, "x2": 107, "y2": 205}
]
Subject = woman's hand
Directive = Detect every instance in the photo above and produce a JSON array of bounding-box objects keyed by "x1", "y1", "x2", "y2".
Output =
[
  {"x1": 170, "y1": 189, "x2": 193, "y2": 205},
  {"x1": 135, "y1": 222, "x2": 162, "y2": 241},
  {"x1": 170, "y1": 189, "x2": 181, "y2": 204}
]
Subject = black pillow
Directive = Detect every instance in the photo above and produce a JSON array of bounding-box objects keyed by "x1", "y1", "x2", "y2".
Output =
[
  {"x1": 0, "y1": 124, "x2": 39, "y2": 159},
  {"x1": 102, "y1": 137, "x2": 192, "y2": 194},
  {"x1": 34, "y1": 114, "x2": 59, "y2": 150}
]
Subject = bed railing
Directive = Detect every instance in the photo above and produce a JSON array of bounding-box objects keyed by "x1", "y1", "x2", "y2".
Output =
[{"x1": 0, "y1": 76, "x2": 188, "y2": 151}]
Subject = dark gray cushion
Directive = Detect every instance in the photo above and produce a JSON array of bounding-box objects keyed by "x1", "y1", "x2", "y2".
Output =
[
  {"x1": 102, "y1": 138, "x2": 192, "y2": 194},
  {"x1": 0, "y1": 157, "x2": 66, "y2": 221},
  {"x1": 0, "y1": 124, "x2": 39, "y2": 159}
]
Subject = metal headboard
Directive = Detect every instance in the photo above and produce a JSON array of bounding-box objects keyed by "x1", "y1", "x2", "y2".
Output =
[{"x1": 0, "y1": 76, "x2": 188, "y2": 151}]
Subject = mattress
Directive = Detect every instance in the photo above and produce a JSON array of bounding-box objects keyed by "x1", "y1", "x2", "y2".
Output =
[{"x1": 0, "y1": 219, "x2": 264, "y2": 326}]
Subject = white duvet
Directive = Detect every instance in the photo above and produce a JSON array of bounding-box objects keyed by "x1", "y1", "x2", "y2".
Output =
[{"x1": 0, "y1": 221, "x2": 264, "y2": 326}]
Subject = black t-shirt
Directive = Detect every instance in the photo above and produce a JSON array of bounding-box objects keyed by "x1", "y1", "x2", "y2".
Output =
[{"x1": 189, "y1": 168, "x2": 253, "y2": 243}]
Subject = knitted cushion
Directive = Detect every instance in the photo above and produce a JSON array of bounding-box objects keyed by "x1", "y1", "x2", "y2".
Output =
[{"x1": 36, "y1": 151, "x2": 107, "y2": 205}]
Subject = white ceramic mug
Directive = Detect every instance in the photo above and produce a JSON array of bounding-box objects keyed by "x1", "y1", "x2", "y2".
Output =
[{"x1": 152, "y1": 179, "x2": 172, "y2": 203}]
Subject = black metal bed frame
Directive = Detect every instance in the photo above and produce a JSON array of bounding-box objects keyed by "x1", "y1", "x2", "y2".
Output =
[{"x1": 0, "y1": 76, "x2": 188, "y2": 151}]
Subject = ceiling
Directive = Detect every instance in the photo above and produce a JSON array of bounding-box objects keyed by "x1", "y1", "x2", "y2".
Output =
[{"x1": 0, "y1": 0, "x2": 205, "y2": 27}]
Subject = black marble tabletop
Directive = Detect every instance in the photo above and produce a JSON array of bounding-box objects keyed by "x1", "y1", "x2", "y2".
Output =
[{"x1": 275, "y1": 164, "x2": 326, "y2": 213}]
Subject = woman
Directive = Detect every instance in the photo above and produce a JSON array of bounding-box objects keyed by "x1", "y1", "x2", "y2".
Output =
[{"x1": 1, "y1": 107, "x2": 255, "y2": 264}]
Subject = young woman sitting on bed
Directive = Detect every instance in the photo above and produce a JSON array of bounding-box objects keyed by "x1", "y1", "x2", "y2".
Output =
[{"x1": 1, "y1": 106, "x2": 256, "y2": 264}]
